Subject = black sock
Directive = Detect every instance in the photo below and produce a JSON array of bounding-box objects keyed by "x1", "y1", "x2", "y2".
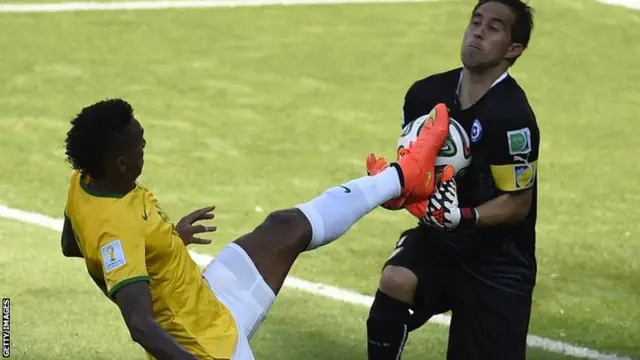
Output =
[{"x1": 366, "y1": 290, "x2": 412, "y2": 360}]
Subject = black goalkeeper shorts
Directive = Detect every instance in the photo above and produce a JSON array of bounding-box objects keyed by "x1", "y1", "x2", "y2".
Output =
[{"x1": 383, "y1": 225, "x2": 533, "y2": 360}]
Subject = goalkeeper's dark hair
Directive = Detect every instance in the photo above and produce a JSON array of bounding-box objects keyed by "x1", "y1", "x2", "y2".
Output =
[
  {"x1": 473, "y1": 0, "x2": 534, "y2": 64},
  {"x1": 64, "y1": 98, "x2": 135, "y2": 179}
]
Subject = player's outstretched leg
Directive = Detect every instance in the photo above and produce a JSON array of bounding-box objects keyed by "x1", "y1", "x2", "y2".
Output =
[
  {"x1": 234, "y1": 166, "x2": 403, "y2": 295},
  {"x1": 202, "y1": 105, "x2": 448, "y2": 343},
  {"x1": 236, "y1": 103, "x2": 449, "y2": 296}
]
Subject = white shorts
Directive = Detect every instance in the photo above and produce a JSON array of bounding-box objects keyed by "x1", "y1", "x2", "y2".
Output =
[{"x1": 202, "y1": 243, "x2": 277, "y2": 360}]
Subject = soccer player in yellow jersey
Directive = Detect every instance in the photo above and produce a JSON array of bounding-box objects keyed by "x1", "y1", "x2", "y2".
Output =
[{"x1": 60, "y1": 99, "x2": 451, "y2": 360}]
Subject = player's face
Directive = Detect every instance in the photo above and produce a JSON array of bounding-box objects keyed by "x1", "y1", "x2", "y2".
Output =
[
  {"x1": 118, "y1": 118, "x2": 146, "y2": 182},
  {"x1": 460, "y1": 2, "x2": 523, "y2": 71}
]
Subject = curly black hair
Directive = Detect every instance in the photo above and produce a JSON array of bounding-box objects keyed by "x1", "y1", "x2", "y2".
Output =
[{"x1": 64, "y1": 98, "x2": 135, "y2": 179}]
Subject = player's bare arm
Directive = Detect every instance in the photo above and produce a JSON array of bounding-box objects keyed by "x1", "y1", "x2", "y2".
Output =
[
  {"x1": 420, "y1": 120, "x2": 538, "y2": 231},
  {"x1": 114, "y1": 281, "x2": 199, "y2": 360},
  {"x1": 474, "y1": 114, "x2": 539, "y2": 227},
  {"x1": 474, "y1": 189, "x2": 532, "y2": 226},
  {"x1": 61, "y1": 214, "x2": 82, "y2": 258}
]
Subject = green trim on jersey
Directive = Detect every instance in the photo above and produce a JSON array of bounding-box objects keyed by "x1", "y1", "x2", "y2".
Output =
[
  {"x1": 80, "y1": 181, "x2": 125, "y2": 198},
  {"x1": 108, "y1": 276, "x2": 150, "y2": 298}
]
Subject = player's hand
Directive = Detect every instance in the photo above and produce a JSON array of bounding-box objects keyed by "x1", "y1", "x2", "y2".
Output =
[
  {"x1": 416, "y1": 166, "x2": 477, "y2": 230},
  {"x1": 366, "y1": 153, "x2": 405, "y2": 210},
  {"x1": 176, "y1": 205, "x2": 217, "y2": 246}
]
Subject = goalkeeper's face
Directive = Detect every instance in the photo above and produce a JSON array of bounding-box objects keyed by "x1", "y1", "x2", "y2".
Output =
[{"x1": 460, "y1": 1, "x2": 521, "y2": 71}]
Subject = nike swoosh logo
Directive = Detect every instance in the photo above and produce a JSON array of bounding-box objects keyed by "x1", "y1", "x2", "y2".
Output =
[{"x1": 339, "y1": 186, "x2": 352, "y2": 193}]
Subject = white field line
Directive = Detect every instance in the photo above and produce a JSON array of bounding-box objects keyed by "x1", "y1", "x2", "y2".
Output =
[
  {"x1": 0, "y1": 204, "x2": 633, "y2": 360},
  {"x1": 597, "y1": 0, "x2": 640, "y2": 9},
  {"x1": 0, "y1": 0, "x2": 436, "y2": 13},
  {"x1": 0, "y1": 0, "x2": 637, "y2": 14}
]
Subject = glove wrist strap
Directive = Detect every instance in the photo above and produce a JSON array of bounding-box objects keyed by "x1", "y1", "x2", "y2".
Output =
[{"x1": 459, "y1": 207, "x2": 478, "y2": 227}]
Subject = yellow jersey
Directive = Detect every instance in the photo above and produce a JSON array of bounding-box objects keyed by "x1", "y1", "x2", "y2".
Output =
[{"x1": 64, "y1": 170, "x2": 238, "y2": 359}]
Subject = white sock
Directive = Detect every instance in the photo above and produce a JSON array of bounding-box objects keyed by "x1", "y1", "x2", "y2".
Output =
[{"x1": 295, "y1": 166, "x2": 402, "y2": 251}]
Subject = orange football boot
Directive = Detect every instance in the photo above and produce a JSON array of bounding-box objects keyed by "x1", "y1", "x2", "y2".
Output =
[{"x1": 393, "y1": 103, "x2": 450, "y2": 200}]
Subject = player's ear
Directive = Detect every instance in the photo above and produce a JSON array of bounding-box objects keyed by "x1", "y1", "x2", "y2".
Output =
[
  {"x1": 115, "y1": 155, "x2": 128, "y2": 174},
  {"x1": 505, "y1": 43, "x2": 524, "y2": 62}
]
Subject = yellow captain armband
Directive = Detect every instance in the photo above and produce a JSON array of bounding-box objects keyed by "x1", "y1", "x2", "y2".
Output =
[{"x1": 489, "y1": 161, "x2": 537, "y2": 192}]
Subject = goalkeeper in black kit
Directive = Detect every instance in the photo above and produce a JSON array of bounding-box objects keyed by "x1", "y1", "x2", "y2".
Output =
[{"x1": 364, "y1": 0, "x2": 540, "y2": 359}]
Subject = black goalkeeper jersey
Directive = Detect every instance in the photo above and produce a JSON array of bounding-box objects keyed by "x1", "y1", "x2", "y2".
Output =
[{"x1": 402, "y1": 68, "x2": 540, "y2": 293}]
